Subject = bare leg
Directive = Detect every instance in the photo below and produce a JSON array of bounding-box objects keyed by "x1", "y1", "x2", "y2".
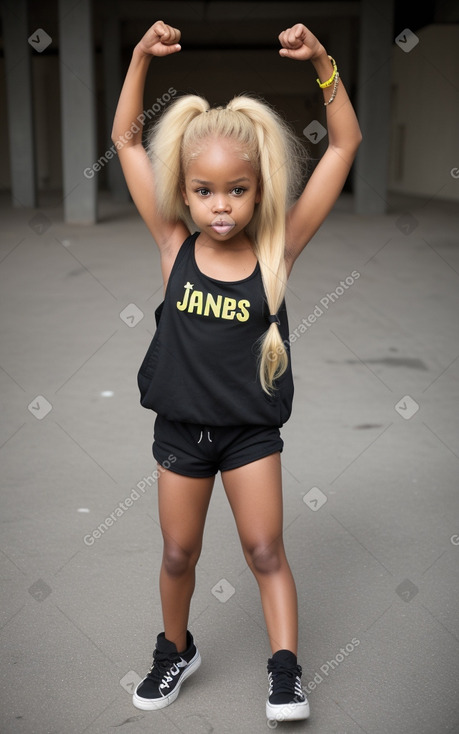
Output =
[
  {"x1": 221, "y1": 453, "x2": 298, "y2": 655},
  {"x1": 157, "y1": 467, "x2": 214, "y2": 652}
]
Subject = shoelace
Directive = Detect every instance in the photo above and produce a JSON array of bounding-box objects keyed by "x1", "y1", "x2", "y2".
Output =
[
  {"x1": 267, "y1": 661, "x2": 303, "y2": 698},
  {"x1": 147, "y1": 647, "x2": 182, "y2": 684}
]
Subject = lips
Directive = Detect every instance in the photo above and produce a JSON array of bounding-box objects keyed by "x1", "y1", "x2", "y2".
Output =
[{"x1": 211, "y1": 218, "x2": 235, "y2": 235}]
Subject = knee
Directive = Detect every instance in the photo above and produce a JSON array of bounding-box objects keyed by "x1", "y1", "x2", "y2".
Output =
[
  {"x1": 246, "y1": 540, "x2": 284, "y2": 575},
  {"x1": 162, "y1": 542, "x2": 200, "y2": 577}
]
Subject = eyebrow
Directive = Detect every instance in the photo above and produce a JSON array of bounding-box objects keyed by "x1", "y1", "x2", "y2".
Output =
[{"x1": 191, "y1": 177, "x2": 251, "y2": 185}]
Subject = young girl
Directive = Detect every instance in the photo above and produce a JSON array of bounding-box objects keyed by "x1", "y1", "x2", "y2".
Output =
[{"x1": 112, "y1": 19, "x2": 361, "y2": 723}]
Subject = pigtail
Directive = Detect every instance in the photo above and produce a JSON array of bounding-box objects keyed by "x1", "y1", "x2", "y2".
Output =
[
  {"x1": 226, "y1": 95, "x2": 304, "y2": 394},
  {"x1": 147, "y1": 94, "x2": 210, "y2": 226}
]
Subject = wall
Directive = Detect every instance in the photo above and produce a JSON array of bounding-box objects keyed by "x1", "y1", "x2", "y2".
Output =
[
  {"x1": 388, "y1": 24, "x2": 459, "y2": 202},
  {"x1": 1, "y1": 21, "x2": 458, "y2": 202}
]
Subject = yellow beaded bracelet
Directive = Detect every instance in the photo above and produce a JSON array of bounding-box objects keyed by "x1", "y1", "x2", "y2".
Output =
[{"x1": 316, "y1": 56, "x2": 337, "y2": 89}]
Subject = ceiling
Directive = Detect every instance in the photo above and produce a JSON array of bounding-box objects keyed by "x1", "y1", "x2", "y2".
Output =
[{"x1": 1, "y1": 0, "x2": 455, "y2": 55}]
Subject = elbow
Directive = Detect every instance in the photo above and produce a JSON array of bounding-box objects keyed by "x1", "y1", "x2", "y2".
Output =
[
  {"x1": 348, "y1": 129, "x2": 363, "y2": 159},
  {"x1": 351, "y1": 135, "x2": 363, "y2": 160},
  {"x1": 350, "y1": 126, "x2": 363, "y2": 154},
  {"x1": 111, "y1": 117, "x2": 122, "y2": 144},
  {"x1": 330, "y1": 131, "x2": 362, "y2": 164}
]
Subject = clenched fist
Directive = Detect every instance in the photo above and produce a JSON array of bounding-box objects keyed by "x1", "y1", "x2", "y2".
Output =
[
  {"x1": 278, "y1": 23, "x2": 324, "y2": 61},
  {"x1": 137, "y1": 20, "x2": 181, "y2": 57}
]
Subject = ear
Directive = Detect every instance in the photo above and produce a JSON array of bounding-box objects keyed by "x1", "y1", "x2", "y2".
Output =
[{"x1": 181, "y1": 185, "x2": 189, "y2": 207}]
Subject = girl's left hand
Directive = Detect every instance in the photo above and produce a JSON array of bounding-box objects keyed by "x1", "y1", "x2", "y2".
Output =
[{"x1": 278, "y1": 23, "x2": 323, "y2": 61}]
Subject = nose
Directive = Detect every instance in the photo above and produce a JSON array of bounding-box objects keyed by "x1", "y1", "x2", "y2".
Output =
[{"x1": 212, "y1": 195, "x2": 231, "y2": 213}]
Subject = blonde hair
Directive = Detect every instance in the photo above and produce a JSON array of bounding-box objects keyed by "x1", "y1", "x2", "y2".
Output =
[{"x1": 147, "y1": 93, "x2": 307, "y2": 393}]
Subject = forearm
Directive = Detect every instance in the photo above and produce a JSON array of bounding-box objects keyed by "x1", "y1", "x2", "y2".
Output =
[
  {"x1": 111, "y1": 45, "x2": 152, "y2": 145},
  {"x1": 311, "y1": 47, "x2": 362, "y2": 153}
]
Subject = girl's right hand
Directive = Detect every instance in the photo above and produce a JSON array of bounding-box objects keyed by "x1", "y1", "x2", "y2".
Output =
[{"x1": 137, "y1": 20, "x2": 181, "y2": 57}]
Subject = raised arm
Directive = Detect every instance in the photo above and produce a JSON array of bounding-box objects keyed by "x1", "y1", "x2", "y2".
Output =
[
  {"x1": 278, "y1": 24, "x2": 363, "y2": 274},
  {"x1": 111, "y1": 21, "x2": 188, "y2": 253}
]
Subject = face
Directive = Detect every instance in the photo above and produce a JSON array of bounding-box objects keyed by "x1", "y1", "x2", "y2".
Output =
[{"x1": 182, "y1": 137, "x2": 261, "y2": 244}]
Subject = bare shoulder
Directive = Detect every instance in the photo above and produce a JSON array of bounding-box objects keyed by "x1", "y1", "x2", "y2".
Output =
[{"x1": 158, "y1": 221, "x2": 192, "y2": 285}]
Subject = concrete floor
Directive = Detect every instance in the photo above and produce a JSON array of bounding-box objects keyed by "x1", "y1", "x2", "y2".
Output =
[{"x1": 1, "y1": 188, "x2": 459, "y2": 734}]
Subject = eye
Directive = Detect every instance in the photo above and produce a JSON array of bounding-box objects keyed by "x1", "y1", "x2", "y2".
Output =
[
  {"x1": 231, "y1": 187, "x2": 246, "y2": 196},
  {"x1": 196, "y1": 188, "x2": 211, "y2": 197}
]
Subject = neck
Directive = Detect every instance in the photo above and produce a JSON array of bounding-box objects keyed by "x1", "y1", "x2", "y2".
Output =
[{"x1": 197, "y1": 230, "x2": 254, "y2": 252}]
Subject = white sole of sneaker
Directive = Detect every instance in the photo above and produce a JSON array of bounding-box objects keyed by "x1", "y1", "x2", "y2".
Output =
[
  {"x1": 132, "y1": 650, "x2": 201, "y2": 711},
  {"x1": 266, "y1": 698, "x2": 310, "y2": 721}
]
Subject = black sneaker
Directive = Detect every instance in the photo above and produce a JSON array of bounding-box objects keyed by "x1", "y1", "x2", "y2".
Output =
[
  {"x1": 266, "y1": 649, "x2": 310, "y2": 721},
  {"x1": 133, "y1": 630, "x2": 201, "y2": 710}
]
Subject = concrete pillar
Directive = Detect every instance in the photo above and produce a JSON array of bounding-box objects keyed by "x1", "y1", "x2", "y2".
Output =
[
  {"x1": 102, "y1": 4, "x2": 130, "y2": 201},
  {"x1": 1, "y1": 0, "x2": 36, "y2": 207},
  {"x1": 354, "y1": 0, "x2": 394, "y2": 214},
  {"x1": 58, "y1": 0, "x2": 97, "y2": 223}
]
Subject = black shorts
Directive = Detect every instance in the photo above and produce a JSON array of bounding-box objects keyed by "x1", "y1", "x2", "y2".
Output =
[{"x1": 153, "y1": 414, "x2": 283, "y2": 478}]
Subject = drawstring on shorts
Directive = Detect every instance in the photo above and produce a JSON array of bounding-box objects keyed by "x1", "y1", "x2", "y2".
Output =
[{"x1": 197, "y1": 427, "x2": 213, "y2": 444}]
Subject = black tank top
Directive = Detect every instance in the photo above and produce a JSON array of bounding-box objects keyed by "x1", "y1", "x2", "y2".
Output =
[{"x1": 137, "y1": 232, "x2": 294, "y2": 426}]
